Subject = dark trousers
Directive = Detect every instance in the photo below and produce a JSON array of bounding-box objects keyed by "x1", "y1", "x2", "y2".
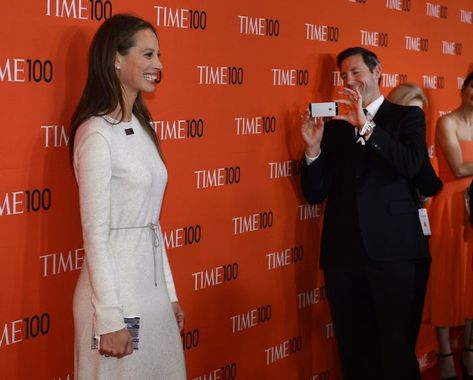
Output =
[{"x1": 324, "y1": 254, "x2": 430, "y2": 380}]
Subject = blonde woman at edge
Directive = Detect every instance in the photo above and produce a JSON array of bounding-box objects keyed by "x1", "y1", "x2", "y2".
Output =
[{"x1": 388, "y1": 82, "x2": 427, "y2": 109}]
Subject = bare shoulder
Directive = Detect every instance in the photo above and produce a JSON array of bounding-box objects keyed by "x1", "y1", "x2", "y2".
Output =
[
  {"x1": 437, "y1": 112, "x2": 459, "y2": 132},
  {"x1": 436, "y1": 112, "x2": 462, "y2": 147}
]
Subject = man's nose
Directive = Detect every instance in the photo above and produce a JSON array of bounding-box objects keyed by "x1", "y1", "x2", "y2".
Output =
[{"x1": 345, "y1": 74, "x2": 356, "y2": 87}]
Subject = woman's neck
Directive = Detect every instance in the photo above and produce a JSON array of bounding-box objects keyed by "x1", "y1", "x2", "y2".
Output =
[
  {"x1": 459, "y1": 104, "x2": 473, "y2": 126},
  {"x1": 110, "y1": 93, "x2": 136, "y2": 122}
]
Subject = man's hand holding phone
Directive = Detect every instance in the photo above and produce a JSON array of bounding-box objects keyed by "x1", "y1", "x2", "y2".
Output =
[{"x1": 301, "y1": 111, "x2": 324, "y2": 158}]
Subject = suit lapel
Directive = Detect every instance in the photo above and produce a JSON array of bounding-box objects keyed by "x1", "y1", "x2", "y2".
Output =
[
  {"x1": 372, "y1": 99, "x2": 392, "y2": 128},
  {"x1": 355, "y1": 100, "x2": 393, "y2": 175}
]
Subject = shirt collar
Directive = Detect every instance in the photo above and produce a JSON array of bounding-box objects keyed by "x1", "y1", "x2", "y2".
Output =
[{"x1": 365, "y1": 95, "x2": 384, "y2": 119}]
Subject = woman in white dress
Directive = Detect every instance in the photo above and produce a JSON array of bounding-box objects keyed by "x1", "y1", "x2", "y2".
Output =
[{"x1": 69, "y1": 14, "x2": 186, "y2": 379}]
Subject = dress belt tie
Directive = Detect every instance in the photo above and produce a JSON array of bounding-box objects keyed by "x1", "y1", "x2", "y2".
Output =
[{"x1": 110, "y1": 223, "x2": 161, "y2": 287}]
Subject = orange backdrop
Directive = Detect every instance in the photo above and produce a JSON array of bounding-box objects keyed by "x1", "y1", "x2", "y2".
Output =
[{"x1": 1, "y1": 0, "x2": 472, "y2": 379}]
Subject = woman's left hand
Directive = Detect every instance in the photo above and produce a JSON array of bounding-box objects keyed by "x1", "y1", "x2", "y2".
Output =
[{"x1": 171, "y1": 301, "x2": 184, "y2": 332}]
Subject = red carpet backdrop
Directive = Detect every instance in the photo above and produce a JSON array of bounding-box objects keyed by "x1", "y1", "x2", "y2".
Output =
[{"x1": 0, "y1": 0, "x2": 472, "y2": 379}]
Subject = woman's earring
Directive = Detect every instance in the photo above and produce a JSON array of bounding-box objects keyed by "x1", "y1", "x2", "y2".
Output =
[{"x1": 115, "y1": 65, "x2": 120, "y2": 70}]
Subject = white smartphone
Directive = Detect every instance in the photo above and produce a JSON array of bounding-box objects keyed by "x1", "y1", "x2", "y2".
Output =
[{"x1": 309, "y1": 102, "x2": 338, "y2": 117}]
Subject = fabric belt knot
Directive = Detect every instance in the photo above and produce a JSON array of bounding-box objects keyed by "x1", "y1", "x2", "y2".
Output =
[{"x1": 110, "y1": 223, "x2": 161, "y2": 287}]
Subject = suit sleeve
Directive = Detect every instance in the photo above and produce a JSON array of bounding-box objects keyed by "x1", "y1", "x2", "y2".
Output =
[
  {"x1": 413, "y1": 153, "x2": 443, "y2": 197},
  {"x1": 301, "y1": 153, "x2": 330, "y2": 204},
  {"x1": 301, "y1": 124, "x2": 332, "y2": 204},
  {"x1": 367, "y1": 107, "x2": 426, "y2": 178},
  {"x1": 74, "y1": 128, "x2": 126, "y2": 335}
]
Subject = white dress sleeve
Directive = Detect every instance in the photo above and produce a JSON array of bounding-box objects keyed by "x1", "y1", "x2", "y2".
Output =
[{"x1": 74, "y1": 127, "x2": 126, "y2": 335}]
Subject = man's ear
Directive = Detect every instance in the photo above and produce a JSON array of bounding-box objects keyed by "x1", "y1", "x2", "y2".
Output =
[{"x1": 373, "y1": 64, "x2": 381, "y2": 80}]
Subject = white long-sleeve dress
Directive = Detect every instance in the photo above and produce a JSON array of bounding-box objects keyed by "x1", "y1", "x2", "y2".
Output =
[{"x1": 73, "y1": 115, "x2": 186, "y2": 379}]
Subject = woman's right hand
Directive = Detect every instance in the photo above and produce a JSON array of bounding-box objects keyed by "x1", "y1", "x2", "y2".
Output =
[
  {"x1": 99, "y1": 327, "x2": 133, "y2": 359},
  {"x1": 301, "y1": 113, "x2": 324, "y2": 157}
]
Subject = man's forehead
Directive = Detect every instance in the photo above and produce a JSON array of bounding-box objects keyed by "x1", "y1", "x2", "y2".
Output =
[{"x1": 340, "y1": 55, "x2": 365, "y2": 69}]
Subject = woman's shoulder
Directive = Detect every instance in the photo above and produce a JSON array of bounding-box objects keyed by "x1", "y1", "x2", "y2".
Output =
[
  {"x1": 435, "y1": 111, "x2": 465, "y2": 145},
  {"x1": 73, "y1": 116, "x2": 115, "y2": 158},
  {"x1": 76, "y1": 116, "x2": 113, "y2": 141},
  {"x1": 436, "y1": 111, "x2": 460, "y2": 132},
  {"x1": 439, "y1": 109, "x2": 461, "y2": 124}
]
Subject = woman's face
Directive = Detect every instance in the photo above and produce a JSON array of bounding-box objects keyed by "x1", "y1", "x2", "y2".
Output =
[
  {"x1": 115, "y1": 28, "x2": 162, "y2": 100},
  {"x1": 461, "y1": 79, "x2": 473, "y2": 107}
]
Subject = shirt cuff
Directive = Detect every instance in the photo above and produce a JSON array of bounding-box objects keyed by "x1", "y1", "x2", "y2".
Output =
[{"x1": 305, "y1": 152, "x2": 321, "y2": 165}]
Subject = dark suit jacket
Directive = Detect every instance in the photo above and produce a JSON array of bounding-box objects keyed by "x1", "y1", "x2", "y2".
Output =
[
  {"x1": 413, "y1": 153, "x2": 443, "y2": 197},
  {"x1": 301, "y1": 100, "x2": 431, "y2": 268}
]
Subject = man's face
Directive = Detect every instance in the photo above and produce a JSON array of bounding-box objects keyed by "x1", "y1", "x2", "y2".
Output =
[{"x1": 339, "y1": 54, "x2": 381, "y2": 107}]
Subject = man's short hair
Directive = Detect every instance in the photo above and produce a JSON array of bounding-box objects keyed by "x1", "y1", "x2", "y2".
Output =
[{"x1": 336, "y1": 47, "x2": 381, "y2": 72}]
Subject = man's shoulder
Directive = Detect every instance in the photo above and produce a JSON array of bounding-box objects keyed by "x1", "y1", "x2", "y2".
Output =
[
  {"x1": 377, "y1": 100, "x2": 424, "y2": 124},
  {"x1": 381, "y1": 99, "x2": 422, "y2": 115}
]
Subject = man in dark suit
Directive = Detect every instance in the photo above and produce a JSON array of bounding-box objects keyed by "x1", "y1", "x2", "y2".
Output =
[{"x1": 301, "y1": 47, "x2": 431, "y2": 380}]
